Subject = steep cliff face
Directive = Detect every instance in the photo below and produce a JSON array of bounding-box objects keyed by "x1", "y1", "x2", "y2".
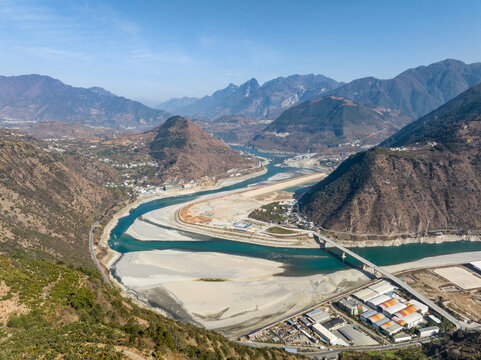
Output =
[
  {"x1": 299, "y1": 84, "x2": 481, "y2": 236},
  {"x1": 149, "y1": 116, "x2": 256, "y2": 182}
]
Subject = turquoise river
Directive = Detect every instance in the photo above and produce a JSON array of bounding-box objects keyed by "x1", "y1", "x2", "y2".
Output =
[{"x1": 109, "y1": 146, "x2": 481, "y2": 277}]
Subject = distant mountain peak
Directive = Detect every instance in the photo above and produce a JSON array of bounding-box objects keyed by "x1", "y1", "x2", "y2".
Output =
[
  {"x1": 0, "y1": 74, "x2": 170, "y2": 130},
  {"x1": 162, "y1": 73, "x2": 341, "y2": 119}
]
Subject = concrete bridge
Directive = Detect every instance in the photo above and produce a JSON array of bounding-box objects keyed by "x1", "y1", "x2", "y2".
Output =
[{"x1": 313, "y1": 232, "x2": 466, "y2": 330}]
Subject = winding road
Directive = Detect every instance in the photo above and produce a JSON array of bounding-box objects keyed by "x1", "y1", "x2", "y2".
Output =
[{"x1": 89, "y1": 207, "x2": 114, "y2": 287}]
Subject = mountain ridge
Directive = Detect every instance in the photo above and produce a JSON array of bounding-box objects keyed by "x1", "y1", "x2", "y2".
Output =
[
  {"x1": 0, "y1": 74, "x2": 170, "y2": 130},
  {"x1": 299, "y1": 83, "x2": 481, "y2": 237},
  {"x1": 163, "y1": 74, "x2": 341, "y2": 119},
  {"x1": 249, "y1": 95, "x2": 412, "y2": 153},
  {"x1": 160, "y1": 59, "x2": 481, "y2": 123}
]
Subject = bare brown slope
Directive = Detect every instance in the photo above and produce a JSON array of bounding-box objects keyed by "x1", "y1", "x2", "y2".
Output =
[
  {"x1": 0, "y1": 131, "x2": 119, "y2": 265},
  {"x1": 300, "y1": 85, "x2": 481, "y2": 236},
  {"x1": 249, "y1": 96, "x2": 412, "y2": 153},
  {"x1": 149, "y1": 116, "x2": 257, "y2": 182}
]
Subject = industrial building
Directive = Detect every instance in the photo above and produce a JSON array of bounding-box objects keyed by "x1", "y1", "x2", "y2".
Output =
[
  {"x1": 360, "y1": 309, "x2": 377, "y2": 322},
  {"x1": 400, "y1": 312, "x2": 423, "y2": 328},
  {"x1": 393, "y1": 333, "x2": 412, "y2": 343},
  {"x1": 322, "y1": 317, "x2": 346, "y2": 331},
  {"x1": 382, "y1": 302, "x2": 407, "y2": 317},
  {"x1": 393, "y1": 305, "x2": 418, "y2": 318},
  {"x1": 353, "y1": 288, "x2": 378, "y2": 302},
  {"x1": 337, "y1": 298, "x2": 359, "y2": 315},
  {"x1": 306, "y1": 309, "x2": 330, "y2": 323},
  {"x1": 311, "y1": 323, "x2": 346, "y2": 346},
  {"x1": 379, "y1": 321, "x2": 403, "y2": 336},
  {"x1": 299, "y1": 316, "x2": 312, "y2": 327},
  {"x1": 428, "y1": 315, "x2": 441, "y2": 324},
  {"x1": 470, "y1": 260, "x2": 481, "y2": 274},
  {"x1": 367, "y1": 294, "x2": 392, "y2": 308},
  {"x1": 406, "y1": 299, "x2": 429, "y2": 314},
  {"x1": 418, "y1": 326, "x2": 440, "y2": 338},
  {"x1": 392, "y1": 316, "x2": 406, "y2": 326},
  {"x1": 373, "y1": 317, "x2": 390, "y2": 330},
  {"x1": 369, "y1": 280, "x2": 395, "y2": 295},
  {"x1": 378, "y1": 299, "x2": 398, "y2": 310},
  {"x1": 367, "y1": 312, "x2": 386, "y2": 325},
  {"x1": 338, "y1": 326, "x2": 378, "y2": 346}
]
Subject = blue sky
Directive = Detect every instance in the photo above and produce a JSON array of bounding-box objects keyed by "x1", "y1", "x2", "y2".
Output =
[{"x1": 1, "y1": 0, "x2": 481, "y2": 105}]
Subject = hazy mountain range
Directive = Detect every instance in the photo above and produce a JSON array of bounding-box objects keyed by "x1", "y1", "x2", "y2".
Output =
[
  {"x1": 299, "y1": 83, "x2": 481, "y2": 236},
  {"x1": 161, "y1": 59, "x2": 481, "y2": 122},
  {"x1": 157, "y1": 74, "x2": 342, "y2": 119},
  {"x1": 1, "y1": 59, "x2": 480, "y2": 152},
  {"x1": 0, "y1": 74, "x2": 170, "y2": 130}
]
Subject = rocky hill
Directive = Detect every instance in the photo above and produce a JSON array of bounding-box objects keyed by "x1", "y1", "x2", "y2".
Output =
[
  {"x1": 0, "y1": 74, "x2": 170, "y2": 130},
  {"x1": 330, "y1": 59, "x2": 481, "y2": 118},
  {"x1": 149, "y1": 116, "x2": 257, "y2": 182},
  {"x1": 249, "y1": 96, "x2": 412, "y2": 153},
  {"x1": 163, "y1": 74, "x2": 341, "y2": 119},
  {"x1": 299, "y1": 84, "x2": 481, "y2": 236},
  {"x1": 0, "y1": 130, "x2": 121, "y2": 266}
]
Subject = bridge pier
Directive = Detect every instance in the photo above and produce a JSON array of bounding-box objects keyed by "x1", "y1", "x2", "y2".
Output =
[{"x1": 341, "y1": 251, "x2": 346, "y2": 262}]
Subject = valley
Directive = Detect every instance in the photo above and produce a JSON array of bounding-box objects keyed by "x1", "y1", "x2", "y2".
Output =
[{"x1": 1, "y1": 58, "x2": 481, "y2": 359}]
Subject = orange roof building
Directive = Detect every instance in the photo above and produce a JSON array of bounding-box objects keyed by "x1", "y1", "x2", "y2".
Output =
[
  {"x1": 367, "y1": 313, "x2": 385, "y2": 324},
  {"x1": 394, "y1": 305, "x2": 418, "y2": 318},
  {"x1": 379, "y1": 299, "x2": 398, "y2": 309}
]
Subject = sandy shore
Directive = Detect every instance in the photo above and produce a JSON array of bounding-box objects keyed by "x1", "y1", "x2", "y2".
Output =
[
  {"x1": 384, "y1": 250, "x2": 481, "y2": 273},
  {"x1": 113, "y1": 250, "x2": 370, "y2": 337},
  {"x1": 113, "y1": 248, "x2": 481, "y2": 338}
]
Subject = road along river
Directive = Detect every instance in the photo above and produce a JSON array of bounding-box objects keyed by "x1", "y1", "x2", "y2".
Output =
[{"x1": 106, "y1": 147, "x2": 481, "y2": 337}]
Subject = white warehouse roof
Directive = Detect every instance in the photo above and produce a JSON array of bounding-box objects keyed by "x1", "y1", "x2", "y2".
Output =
[
  {"x1": 306, "y1": 309, "x2": 330, "y2": 323},
  {"x1": 402, "y1": 312, "x2": 423, "y2": 327},
  {"x1": 353, "y1": 288, "x2": 379, "y2": 302},
  {"x1": 369, "y1": 280, "x2": 395, "y2": 295},
  {"x1": 383, "y1": 302, "x2": 407, "y2": 317},
  {"x1": 311, "y1": 323, "x2": 346, "y2": 346},
  {"x1": 367, "y1": 294, "x2": 392, "y2": 307}
]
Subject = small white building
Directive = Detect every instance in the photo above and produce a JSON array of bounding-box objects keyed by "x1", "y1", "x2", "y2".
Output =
[
  {"x1": 418, "y1": 326, "x2": 440, "y2": 338},
  {"x1": 428, "y1": 315, "x2": 442, "y2": 324},
  {"x1": 311, "y1": 323, "x2": 346, "y2": 346},
  {"x1": 393, "y1": 332, "x2": 412, "y2": 343},
  {"x1": 402, "y1": 312, "x2": 424, "y2": 328}
]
